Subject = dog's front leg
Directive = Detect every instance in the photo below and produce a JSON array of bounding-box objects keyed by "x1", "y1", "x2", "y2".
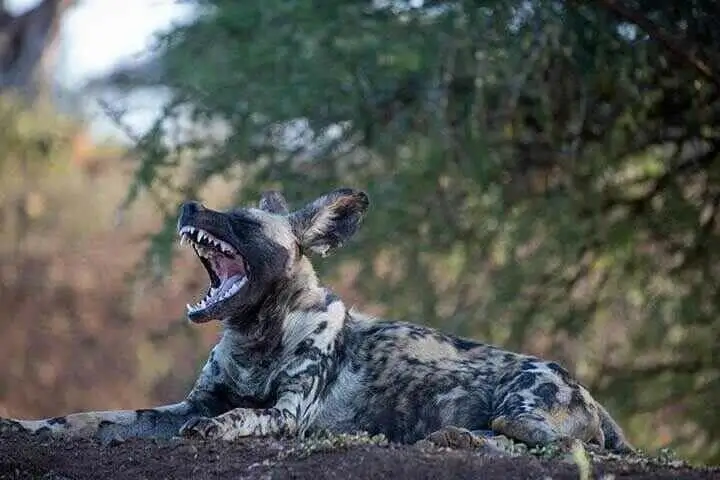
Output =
[
  {"x1": 0, "y1": 401, "x2": 203, "y2": 442},
  {"x1": 0, "y1": 344, "x2": 236, "y2": 442},
  {"x1": 180, "y1": 351, "x2": 331, "y2": 441},
  {"x1": 180, "y1": 407, "x2": 298, "y2": 441}
]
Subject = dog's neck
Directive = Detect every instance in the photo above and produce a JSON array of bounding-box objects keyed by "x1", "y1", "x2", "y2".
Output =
[{"x1": 222, "y1": 257, "x2": 344, "y2": 354}]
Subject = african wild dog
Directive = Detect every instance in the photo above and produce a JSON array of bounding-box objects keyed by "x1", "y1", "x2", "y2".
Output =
[{"x1": 0, "y1": 188, "x2": 632, "y2": 452}]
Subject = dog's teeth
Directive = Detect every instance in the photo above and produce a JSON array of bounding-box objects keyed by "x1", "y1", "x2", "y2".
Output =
[{"x1": 222, "y1": 278, "x2": 246, "y2": 299}]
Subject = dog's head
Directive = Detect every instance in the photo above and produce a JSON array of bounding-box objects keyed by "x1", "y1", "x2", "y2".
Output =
[{"x1": 177, "y1": 188, "x2": 369, "y2": 324}]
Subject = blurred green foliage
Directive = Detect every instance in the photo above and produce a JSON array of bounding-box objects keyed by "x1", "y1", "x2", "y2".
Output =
[
  {"x1": 0, "y1": 93, "x2": 79, "y2": 175},
  {"x1": 0, "y1": 93, "x2": 82, "y2": 253},
  {"x1": 117, "y1": 0, "x2": 720, "y2": 464}
]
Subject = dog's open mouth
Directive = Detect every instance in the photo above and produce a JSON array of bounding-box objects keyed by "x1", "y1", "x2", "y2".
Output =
[{"x1": 179, "y1": 226, "x2": 248, "y2": 317}]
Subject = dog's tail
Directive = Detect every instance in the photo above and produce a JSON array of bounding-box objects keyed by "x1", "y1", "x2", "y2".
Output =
[{"x1": 597, "y1": 402, "x2": 634, "y2": 453}]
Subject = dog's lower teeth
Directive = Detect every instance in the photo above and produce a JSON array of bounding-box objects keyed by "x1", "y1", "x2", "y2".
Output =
[
  {"x1": 186, "y1": 276, "x2": 248, "y2": 314},
  {"x1": 223, "y1": 279, "x2": 243, "y2": 299}
]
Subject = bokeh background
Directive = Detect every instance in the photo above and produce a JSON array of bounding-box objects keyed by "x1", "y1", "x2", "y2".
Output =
[{"x1": 0, "y1": 0, "x2": 718, "y2": 465}]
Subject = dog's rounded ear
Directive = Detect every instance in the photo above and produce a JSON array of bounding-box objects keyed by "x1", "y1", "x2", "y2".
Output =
[
  {"x1": 289, "y1": 188, "x2": 369, "y2": 257},
  {"x1": 259, "y1": 190, "x2": 289, "y2": 215}
]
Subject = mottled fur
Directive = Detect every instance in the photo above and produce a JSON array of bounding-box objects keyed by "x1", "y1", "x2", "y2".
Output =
[{"x1": 0, "y1": 188, "x2": 632, "y2": 452}]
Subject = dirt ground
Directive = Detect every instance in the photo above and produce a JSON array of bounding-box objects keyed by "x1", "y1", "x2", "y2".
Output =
[{"x1": 0, "y1": 431, "x2": 718, "y2": 480}]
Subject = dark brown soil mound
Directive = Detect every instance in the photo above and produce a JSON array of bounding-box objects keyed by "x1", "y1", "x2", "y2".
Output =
[{"x1": 1, "y1": 431, "x2": 718, "y2": 480}]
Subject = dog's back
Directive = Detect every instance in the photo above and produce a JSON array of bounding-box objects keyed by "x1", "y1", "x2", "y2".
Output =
[{"x1": 314, "y1": 313, "x2": 631, "y2": 452}]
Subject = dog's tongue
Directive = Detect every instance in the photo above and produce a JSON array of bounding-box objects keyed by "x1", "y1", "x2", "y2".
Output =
[
  {"x1": 217, "y1": 274, "x2": 245, "y2": 297},
  {"x1": 210, "y1": 255, "x2": 245, "y2": 281}
]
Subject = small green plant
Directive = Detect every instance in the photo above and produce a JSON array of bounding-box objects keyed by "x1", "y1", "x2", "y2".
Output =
[
  {"x1": 571, "y1": 440, "x2": 591, "y2": 480},
  {"x1": 279, "y1": 431, "x2": 389, "y2": 460}
]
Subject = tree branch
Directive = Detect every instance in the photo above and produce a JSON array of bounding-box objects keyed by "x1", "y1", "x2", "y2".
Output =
[{"x1": 588, "y1": 0, "x2": 720, "y2": 87}]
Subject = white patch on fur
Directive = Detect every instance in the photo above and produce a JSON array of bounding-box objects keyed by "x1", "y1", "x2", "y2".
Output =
[
  {"x1": 281, "y1": 311, "x2": 323, "y2": 351},
  {"x1": 272, "y1": 298, "x2": 347, "y2": 432},
  {"x1": 247, "y1": 208, "x2": 297, "y2": 251},
  {"x1": 407, "y1": 335, "x2": 462, "y2": 363},
  {"x1": 348, "y1": 307, "x2": 380, "y2": 324},
  {"x1": 281, "y1": 297, "x2": 345, "y2": 352}
]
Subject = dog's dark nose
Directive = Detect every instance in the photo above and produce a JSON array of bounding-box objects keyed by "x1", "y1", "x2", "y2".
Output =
[
  {"x1": 178, "y1": 201, "x2": 205, "y2": 230},
  {"x1": 179, "y1": 201, "x2": 205, "y2": 216}
]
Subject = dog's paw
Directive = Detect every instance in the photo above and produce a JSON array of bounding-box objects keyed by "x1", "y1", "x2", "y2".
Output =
[
  {"x1": 180, "y1": 417, "x2": 223, "y2": 440},
  {"x1": 416, "y1": 426, "x2": 510, "y2": 456}
]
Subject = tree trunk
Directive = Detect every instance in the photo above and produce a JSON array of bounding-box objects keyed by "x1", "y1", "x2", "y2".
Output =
[{"x1": 0, "y1": 0, "x2": 72, "y2": 99}]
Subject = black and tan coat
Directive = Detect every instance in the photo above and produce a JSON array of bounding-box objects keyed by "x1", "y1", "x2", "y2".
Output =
[{"x1": 0, "y1": 188, "x2": 632, "y2": 452}]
